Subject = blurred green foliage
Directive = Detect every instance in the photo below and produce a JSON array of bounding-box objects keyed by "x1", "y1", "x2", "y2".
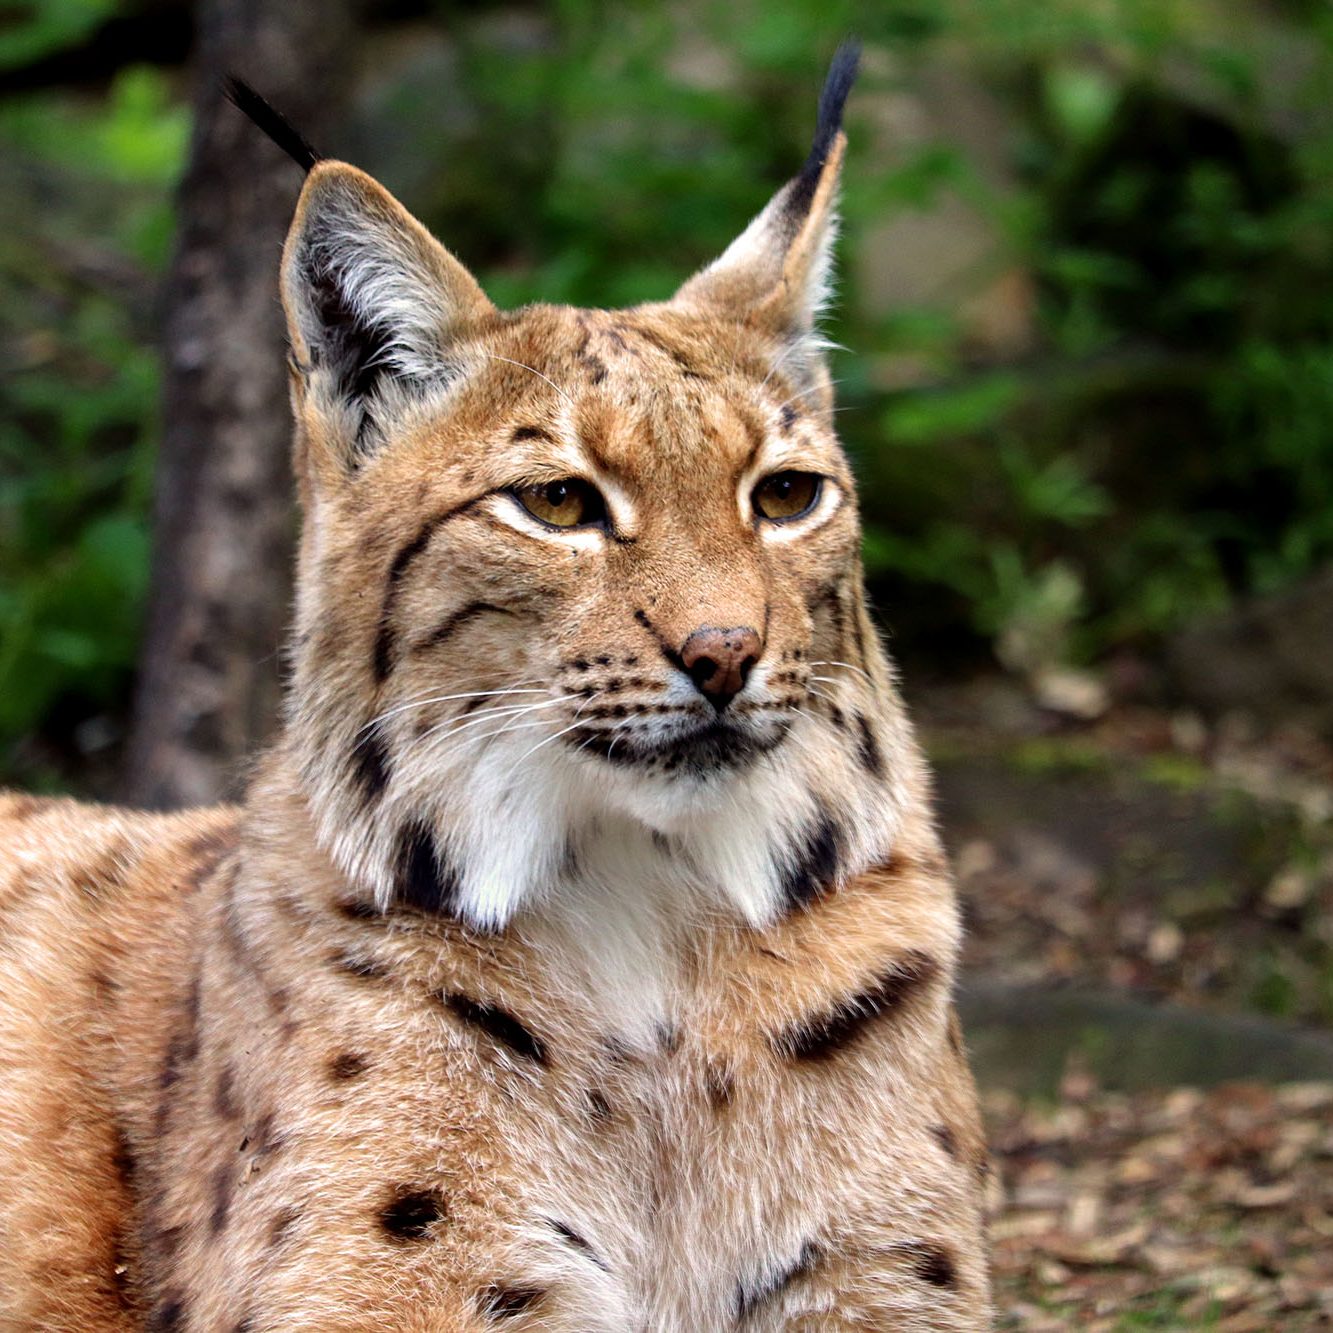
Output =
[
  {"x1": 0, "y1": 57, "x2": 186, "y2": 784},
  {"x1": 3, "y1": 0, "x2": 1333, "y2": 782}
]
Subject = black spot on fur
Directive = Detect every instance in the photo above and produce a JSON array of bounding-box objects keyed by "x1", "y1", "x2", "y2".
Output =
[
  {"x1": 380, "y1": 1187, "x2": 446, "y2": 1241},
  {"x1": 906, "y1": 1243, "x2": 957, "y2": 1289},
  {"x1": 336, "y1": 898, "x2": 388, "y2": 924},
  {"x1": 330, "y1": 951, "x2": 390, "y2": 982},
  {"x1": 779, "y1": 403, "x2": 799, "y2": 432},
  {"x1": 442, "y1": 993, "x2": 547, "y2": 1066},
  {"x1": 780, "y1": 811, "x2": 843, "y2": 908},
  {"x1": 854, "y1": 712, "x2": 884, "y2": 778},
  {"x1": 148, "y1": 1293, "x2": 188, "y2": 1331},
  {"x1": 210, "y1": 1162, "x2": 233, "y2": 1235},
  {"x1": 586, "y1": 1088, "x2": 613, "y2": 1123},
  {"x1": 214, "y1": 1065, "x2": 238, "y2": 1119},
  {"x1": 330, "y1": 1051, "x2": 369, "y2": 1080},
  {"x1": 270, "y1": 1205, "x2": 302, "y2": 1245},
  {"x1": 932, "y1": 1123, "x2": 960, "y2": 1159},
  {"x1": 154, "y1": 974, "x2": 202, "y2": 1135},
  {"x1": 511, "y1": 424, "x2": 551, "y2": 442},
  {"x1": 772, "y1": 949, "x2": 940, "y2": 1061},
  {"x1": 734, "y1": 1241, "x2": 820, "y2": 1320},
  {"x1": 481, "y1": 1285, "x2": 547, "y2": 1318},
  {"x1": 111, "y1": 1123, "x2": 136, "y2": 1191},
  {"x1": 392, "y1": 821, "x2": 460, "y2": 915},
  {"x1": 232, "y1": 1318, "x2": 257, "y2": 1333},
  {"x1": 548, "y1": 1219, "x2": 609, "y2": 1271},
  {"x1": 351, "y1": 724, "x2": 391, "y2": 801},
  {"x1": 705, "y1": 1060, "x2": 735, "y2": 1109}
]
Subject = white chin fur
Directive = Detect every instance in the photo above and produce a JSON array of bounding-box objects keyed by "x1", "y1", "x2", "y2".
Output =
[{"x1": 314, "y1": 708, "x2": 900, "y2": 938}]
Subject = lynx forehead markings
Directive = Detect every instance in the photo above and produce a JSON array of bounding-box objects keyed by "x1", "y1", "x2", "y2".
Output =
[{"x1": 0, "y1": 45, "x2": 991, "y2": 1329}]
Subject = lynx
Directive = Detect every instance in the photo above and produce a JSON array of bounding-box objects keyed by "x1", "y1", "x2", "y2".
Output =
[{"x1": 0, "y1": 46, "x2": 991, "y2": 1330}]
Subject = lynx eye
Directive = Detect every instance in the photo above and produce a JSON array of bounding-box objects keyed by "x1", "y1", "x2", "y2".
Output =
[
  {"x1": 513, "y1": 479, "x2": 607, "y2": 529},
  {"x1": 753, "y1": 471, "x2": 822, "y2": 522}
]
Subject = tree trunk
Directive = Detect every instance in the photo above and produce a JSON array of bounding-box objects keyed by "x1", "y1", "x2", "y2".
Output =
[{"x1": 125, "y1": 0, "x2": 352, "y2": 808}]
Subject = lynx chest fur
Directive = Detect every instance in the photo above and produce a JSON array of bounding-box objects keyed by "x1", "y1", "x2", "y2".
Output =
[{"x1": 0, "y1": 49, "x2": 991, "y2": 1331}]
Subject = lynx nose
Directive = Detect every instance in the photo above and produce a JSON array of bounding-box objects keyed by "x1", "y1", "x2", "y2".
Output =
[{"x1": 680, "y1": 626, "x2": 762, "y2": 712}]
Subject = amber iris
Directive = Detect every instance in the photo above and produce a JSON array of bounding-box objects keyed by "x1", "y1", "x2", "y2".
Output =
[
  {"x1": 753, "y1": 471, "x2": 821, "y2": 521},
  {"x1": 515, "y1": 479, "x2": 606, "y2": 529}
]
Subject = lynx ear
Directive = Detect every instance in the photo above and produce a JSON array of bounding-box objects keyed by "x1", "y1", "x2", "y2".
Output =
[
  {"x1": 673, "y1": 42, "x2": 859, "y2": 389},
  {"x1": 281, "y1": 161, "x2": 495, "y2": 462}
]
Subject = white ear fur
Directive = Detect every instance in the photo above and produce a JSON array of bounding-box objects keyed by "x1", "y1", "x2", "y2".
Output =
[{"x1": 281, "y1": 162, "x2": 494, "y2": 458}]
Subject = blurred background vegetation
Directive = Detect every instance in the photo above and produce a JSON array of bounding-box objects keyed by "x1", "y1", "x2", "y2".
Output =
[{"x1": 2, "y1": 0, "x2": 1332, "y2": 790}]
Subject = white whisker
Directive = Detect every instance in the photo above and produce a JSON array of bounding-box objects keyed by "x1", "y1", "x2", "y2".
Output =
[
  {"x1": 415, "y1": 696, "x2": 571, "y2": 749},
  {"x1": 356, "y1": 686, "x2": 549, "y2": 737},
  {"x1": 808, "y1": 658, "x2": 875, "y2": 685},
  {"x1": 481, "y1": 354, "x2": 573, "y2": 407}
]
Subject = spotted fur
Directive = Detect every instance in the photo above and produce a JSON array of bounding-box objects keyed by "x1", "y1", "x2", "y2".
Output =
[{"x1": 0, "y1": 45, "x2": 989, "y2": 1329}]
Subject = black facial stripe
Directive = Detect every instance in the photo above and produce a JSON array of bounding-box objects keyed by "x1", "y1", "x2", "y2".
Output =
[
  {"x1": 481, "y1": 1285, "x2": 546, "y2": 1318},
  {"x1": 380, "y1": 1187, "x2": 446, "y2": 1241},
  {"x1": 772, "y1": 949, "x2": 941, "y2": 1062},
  {"x1": 442, "y1": 993, "x2": 548, "y2": 1066},
  {"x1": 391, "y1": 821, "x2": 460, "y2": 916},
  {"x1": 847, "y1": 577, "x2": 871, "y2": 669},
  {"x1": 148, "y1": 1293, "x2": 188, "y2": 1331},
  {"x1": 412, "y1": 600, "x2": 513, "y2": 657},
  {"x1": 901, "y1": 1242, "x2": 958, "y2": 1289},
  {"x1": 373, "y1": 497, "x2": 486, "y2": 682},
  {"x1": 351, "y1": 723, "x2": 391, "y2": 802},
  {"x1": 779, "y1": 810, "x2": 842, "y2": 909},
  {"x1": 854, "y1": 712, "x2": 884, "y2": 778},
  {"x1": 547, "y1": 1218, "x2": 609, "y2": 1271},
  {"x1": 734, "y1": 1241, "x2": 820, "y2": 1321},
  {"x1": 633, "y1": 607, "x2": 687, "y2": 674}
]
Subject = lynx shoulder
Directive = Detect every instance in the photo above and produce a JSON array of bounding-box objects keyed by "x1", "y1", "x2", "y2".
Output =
[{"x1": 0, "y1": 46, "x2": 991, "y2": 1330}]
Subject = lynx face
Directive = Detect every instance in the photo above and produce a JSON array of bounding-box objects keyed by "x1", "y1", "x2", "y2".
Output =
[{"x1": 280, "y1": 54, "x2": 902, "y2": 932}]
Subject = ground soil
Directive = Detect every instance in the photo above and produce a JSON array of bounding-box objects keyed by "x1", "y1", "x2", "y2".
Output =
[{"x1": 915, "y1": 675, "x2": 1333, "y2": 1327}]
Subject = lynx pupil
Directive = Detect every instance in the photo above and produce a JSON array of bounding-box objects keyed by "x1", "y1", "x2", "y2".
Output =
[
  {"x1": 517, "y1": 479, "x2": 603, "y2": 529},
  {"x1": 754, "y1": 471, "x2": 820, "y2": 521}
]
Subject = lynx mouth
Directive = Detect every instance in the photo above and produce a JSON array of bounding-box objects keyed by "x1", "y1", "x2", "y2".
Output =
[{"x1": 566, "y1": 716, "x2": 791, "y2": 777}]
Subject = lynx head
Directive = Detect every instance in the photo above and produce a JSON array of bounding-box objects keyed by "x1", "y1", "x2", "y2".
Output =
[{"x1": 253, "y1": 45, "x2": 911, "y2": 930}]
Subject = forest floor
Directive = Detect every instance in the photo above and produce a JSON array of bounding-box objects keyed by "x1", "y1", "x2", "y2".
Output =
[
  {"x1": 914, "y1": 676, "x2": 1333, "y2": 1328},
  {"x1": 986, "y1": 1078, "x2": 1333, "y2": 1329}
]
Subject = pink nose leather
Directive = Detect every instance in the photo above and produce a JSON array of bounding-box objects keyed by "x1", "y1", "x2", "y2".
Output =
[{"x1": 679, "y1": 626, "x2": 762, "y2": 711}]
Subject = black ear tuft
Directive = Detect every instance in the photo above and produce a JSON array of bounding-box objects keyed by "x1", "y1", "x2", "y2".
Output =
[
  {"x1": 224, "y1": 76, "x2": 320, "y2": 173},
  {"x1": 793, "y1": 40, "x2": 861, "y2": 204}
]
